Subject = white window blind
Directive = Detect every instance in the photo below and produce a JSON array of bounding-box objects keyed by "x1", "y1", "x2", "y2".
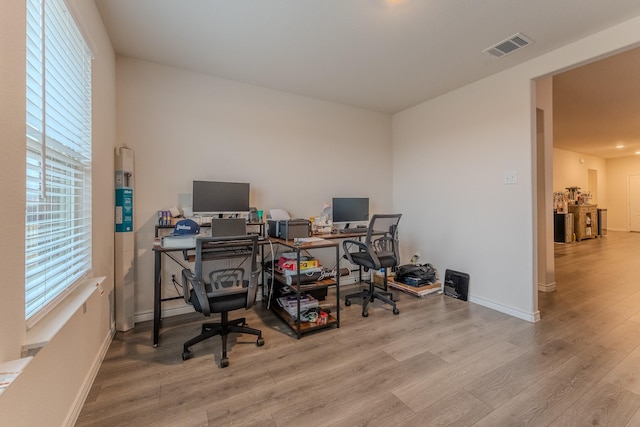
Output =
[{"x1": 25, "y1": 0, "x2": 92, "y2": 324}]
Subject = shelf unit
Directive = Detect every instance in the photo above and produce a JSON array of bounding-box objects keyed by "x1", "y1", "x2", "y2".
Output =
[
  {"x1": 568, "y1": 204, "x2": 598, "y2": 242},
  {"x1": 262, "y1": 238, "x2": 340, "y2": 338}
]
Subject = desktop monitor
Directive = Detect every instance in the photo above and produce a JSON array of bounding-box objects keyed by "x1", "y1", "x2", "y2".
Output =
[
  {"x1": 192, "y1": 180, "x2": 250, "y2": 214},
  {"x1": 332, "y1": 197, "x2": 369, "y2": 223}
]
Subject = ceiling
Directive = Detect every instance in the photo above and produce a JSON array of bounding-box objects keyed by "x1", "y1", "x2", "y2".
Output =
[
  {"x1": 553, "y1": 46, "x2": 640, "y2": 159},
  {"x1": 95, "y1": 0, "x2": 640, "y2": 158}
]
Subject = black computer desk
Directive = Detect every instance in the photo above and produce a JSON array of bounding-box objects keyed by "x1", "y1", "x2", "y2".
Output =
[
  {"x1": 151, "y1": 230, "x2": 368, "y2": 346},
  {"x1": 152, "y1": 237, "x2": 264, "y2": 347}
]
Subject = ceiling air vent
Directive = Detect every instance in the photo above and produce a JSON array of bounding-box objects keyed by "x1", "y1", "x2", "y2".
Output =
[{"x1": 483, "y1": 33, "x2": 534, "y2": 58}]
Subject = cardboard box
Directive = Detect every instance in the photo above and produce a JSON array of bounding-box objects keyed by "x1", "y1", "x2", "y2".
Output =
[{"x1": 373, "y1": 272, "x2": 395, "y2": 286}]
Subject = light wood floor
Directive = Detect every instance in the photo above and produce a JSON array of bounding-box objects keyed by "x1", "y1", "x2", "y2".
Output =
[{"x1": 77, "y1": 231, "x2": 640, "y2": 426}]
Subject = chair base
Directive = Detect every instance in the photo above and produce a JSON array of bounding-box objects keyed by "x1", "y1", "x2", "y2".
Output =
[
  {"x1": 182, "y1": 312, "x2": 264, "y2": 368},
  {"x1": 344, "y1": 272, "x2": 399, "y2": 317}
]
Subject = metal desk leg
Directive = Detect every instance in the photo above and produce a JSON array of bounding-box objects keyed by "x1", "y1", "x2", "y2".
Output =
[
  {"x1": 153, "y1": 250, "x2": 162, "y2": 346},
  {"x1": 335, "y1": 244, "x2": 340, "y2": 328}
]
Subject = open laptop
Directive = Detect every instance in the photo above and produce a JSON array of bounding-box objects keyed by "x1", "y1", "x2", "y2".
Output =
[{"x1": 210, "y1": 218, "x2": 247, "y2": 237}]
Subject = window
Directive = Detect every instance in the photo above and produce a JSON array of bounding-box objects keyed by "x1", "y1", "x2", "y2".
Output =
[{"x1": 25, "y1": 0, "x2": 92, "y2": 324}]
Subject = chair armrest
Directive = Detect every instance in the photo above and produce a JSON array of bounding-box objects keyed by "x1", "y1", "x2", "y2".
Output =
[
  {"x1": 342, "y1": 239, "x2": 382, "y2": 269},
  {"x1": 342, "y1": 240, "x2": 369, "y2": 264},
  {"x1": 245, "y1": 268, "x2": 261, "y2": 309},
  {"x1": 181, "y1": 268, "x2": 211, "y2": 316},
  {"x1": 181, "y1": 269, "x2": 194, "y2": 305},
  {"x1": 342, "y1": 239, "x2": 367, "y2": 258}
]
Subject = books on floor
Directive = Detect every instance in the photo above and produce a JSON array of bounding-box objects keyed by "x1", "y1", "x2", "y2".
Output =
[{"x1": 387, "y1": 279, "x2": 442, "y2": 298}]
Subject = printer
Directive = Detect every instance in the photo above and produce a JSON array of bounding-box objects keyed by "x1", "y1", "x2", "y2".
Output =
[{"x1": 268, "y1": 219, "x2": 311, "y2": 240}]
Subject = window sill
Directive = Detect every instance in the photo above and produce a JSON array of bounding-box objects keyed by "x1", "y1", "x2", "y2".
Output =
[
  {"x1": 22, "y1": 276, "x2": 106, "y2": 357},
  {"x1": 0, "y1": 357, "x2": 33, "y2": 396}
]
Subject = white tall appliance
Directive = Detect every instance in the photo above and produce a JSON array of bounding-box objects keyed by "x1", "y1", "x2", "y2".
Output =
[{"x1": 115, "y1": 146, "x2": 135, "y2": 331}]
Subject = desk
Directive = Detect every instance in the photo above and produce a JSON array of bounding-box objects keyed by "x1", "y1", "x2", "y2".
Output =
[
  {"x1": 155, "y1": 221, "x2": 265, "y2": 237},
  {"x1": 153, "y1": 246, "x2": 188, "y2": 346},
  {"x1": 152, "y1": 237, "x2": 261, "y2": 346},
  {"x1": 314, "y1": 231, "x2": 368, "y2": 239},
  {"x1": 151, "y1": 231, "x2": 367, "y2": 345}
]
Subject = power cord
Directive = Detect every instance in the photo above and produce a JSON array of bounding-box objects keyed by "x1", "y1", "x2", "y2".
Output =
[
  {"x1": 171, "y1": 274, "x2": 184, "y2": 297},
  {"x1": 266, "y1": 239, "x2": 275, "y2": 310}
]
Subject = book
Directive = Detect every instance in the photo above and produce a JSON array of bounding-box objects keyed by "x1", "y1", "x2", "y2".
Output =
[
  {"x1": 277, "y1": 255, "x2": 319, "y2": 272},
  {"x1": 282, "y1": 267, "x2": 323, "y2": 276},
  {"x1": 161, "y1": 235, "x2": 197, "y2": 249}
]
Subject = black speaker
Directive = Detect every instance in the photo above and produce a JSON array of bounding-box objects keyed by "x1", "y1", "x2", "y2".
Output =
[{"x1": 444, "y1": 269, "x2": 469, "y2": 301}]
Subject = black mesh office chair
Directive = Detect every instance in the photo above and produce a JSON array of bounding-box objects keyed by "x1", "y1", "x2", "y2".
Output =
[
  {"x1": 343, "y1": 214, "x2": 402, "y2": 317},
  {"x1": 181, "y1": 235, "x2": 264, "y2": 368}
]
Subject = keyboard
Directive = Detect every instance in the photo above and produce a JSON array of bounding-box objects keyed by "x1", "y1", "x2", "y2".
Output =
[{"x1": 339, "y1": 228, "x2": 368, "y2": 234}]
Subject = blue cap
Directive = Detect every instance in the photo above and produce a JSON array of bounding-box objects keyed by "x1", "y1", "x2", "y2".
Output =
[{"x1": 173, "y1": 219, "x2": 200, "y2": 235}]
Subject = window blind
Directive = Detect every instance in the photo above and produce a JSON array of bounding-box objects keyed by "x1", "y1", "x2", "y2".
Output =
[{"x1": 25, "y1": 0, "x2": 92, "y2": 324}]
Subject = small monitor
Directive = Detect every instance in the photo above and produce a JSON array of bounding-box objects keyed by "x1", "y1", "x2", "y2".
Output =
[
  {"x1": 332, "y1": 197, "x2": 369, "y2": 223},
  {"x1": 192, "y1": 181, "x2": 250, "y2": 214}
]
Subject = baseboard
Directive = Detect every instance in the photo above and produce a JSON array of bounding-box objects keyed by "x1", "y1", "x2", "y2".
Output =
[
  {"x1": 538, "y1": 281, "x2": 556, "y2": 292},
  {"x1": 134, "y1": 304, "x2": 193, "y2": 324},
  {"x1": 65, "y1": 326, "x2": 116, "y2": 427},
  {"x1": 468, "y1": 295, "x2": 540, "y2": 323}
]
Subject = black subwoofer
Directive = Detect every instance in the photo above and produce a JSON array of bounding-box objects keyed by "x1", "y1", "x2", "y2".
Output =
[{"x1": 444, "y1": 269, "x2": 469, "y2": 301}]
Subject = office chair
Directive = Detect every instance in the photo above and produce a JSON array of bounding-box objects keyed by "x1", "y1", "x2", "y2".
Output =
[
  {"x1": 181, "y1": 235, "x2": 264, "y2": 368},
  {"x1": 342, "y1": 214, "x2": 402, "y2": 317}
]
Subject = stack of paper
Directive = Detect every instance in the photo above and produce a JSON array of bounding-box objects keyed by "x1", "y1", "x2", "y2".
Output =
[{"x1": 276, "y1": 295, "x2": 319, "y2": 318}]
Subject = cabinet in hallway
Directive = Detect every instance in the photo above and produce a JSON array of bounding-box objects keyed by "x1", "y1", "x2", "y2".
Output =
[{"x1": 568, "y1": 204, "x2": 598, "y2": 241}]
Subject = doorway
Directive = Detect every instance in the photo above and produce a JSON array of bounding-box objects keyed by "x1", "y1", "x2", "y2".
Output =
[
  {"x1": 629, "y1": 175, "x2": 640, "y2": 232},
  {"x1": 537, "y1": 46, "x2": 640, "y2": 319}
]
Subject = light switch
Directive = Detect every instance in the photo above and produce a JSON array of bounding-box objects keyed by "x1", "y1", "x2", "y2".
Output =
[{"x1": 504, "y1": 171, "x2": 518, "y2": 185}]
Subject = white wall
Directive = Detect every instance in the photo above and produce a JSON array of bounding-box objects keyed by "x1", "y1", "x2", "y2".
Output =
[
  {"x1": 0, "y1": 0, "x2": 27, "y2": 364},
  {"x1": 0, "y1": 1, "x2": 116, "y2": 425},
  {"x1": 393, "y1": 71, "x2": 537, "y2": 320},
  {"x1": 392, "y1": 16, "x2": 640, "y2": 321},
  {"x1": 553, "y1": 147, "x2": 608, "y2": 206},
  {"x1": 115, "y1": 57, "x2": 393, "y2": 320}
]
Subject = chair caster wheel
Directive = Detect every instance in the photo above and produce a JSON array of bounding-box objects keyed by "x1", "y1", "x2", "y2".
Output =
[
  {"x1": 393, "y1": 308, "x2": 400, "y2": 315},
  {"x1": 182, "y1": 350, "x2": 192, "y2": 361},
  {"x1": 362, "y1": 311, "x2": 368, "y2": 317},
  {"x1": 370, "y1": 296, "x2": 375, "y2": 302},
  {"x1": 256, "y1": 337, "x2": 265, "y2": 347},
  {"x1": 220, "y1": 358, "x2": 229, "y2": 368},
  {"x1": 345, "y1": 300, "x2": 351, "y2": 306}
]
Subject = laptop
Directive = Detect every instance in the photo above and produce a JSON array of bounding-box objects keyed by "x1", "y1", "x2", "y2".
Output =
[{"x1": 210, "y1": 218, "x2": 247, "y2": 237}]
